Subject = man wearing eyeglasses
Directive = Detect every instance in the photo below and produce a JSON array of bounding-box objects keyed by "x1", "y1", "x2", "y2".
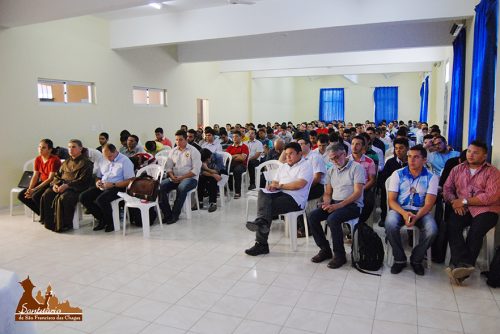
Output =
[
  {"x1": 427, "y1": 136, "x2": 460, "y2": 176},
  {"x1": 307, "y1": 143, "x2": 365, "y2": 269}
]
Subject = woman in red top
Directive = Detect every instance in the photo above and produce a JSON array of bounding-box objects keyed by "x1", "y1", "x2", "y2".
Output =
[{"x1": 18, "y1": 139, "x2": 61, "y2": 216}]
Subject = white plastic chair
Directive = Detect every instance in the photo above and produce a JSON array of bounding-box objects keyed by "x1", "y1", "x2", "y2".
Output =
[
  {"x1": 10, "y1": 158, "x2": 35, "y2": 216},
  {"x1": 118, "y1": 164, "x2": 164, "y2": 238},
  {"x1": 181, "y1": 187, "x2": 200, "y2": 219},
  {"x1": 218, "y1": 152, "x2": 233, "y2": 207},
  {"x1": 155, "y1": 156, "x2": 169, "y2": 169},
  {"x1": 278, "y1": 181, "x2": 313, "y2": 251},
  {"x1": 87, "y1": 148, "x2": 103, "y2": 175},
  {"x1": 156, "y1": 149, "x2": 171, "y2": 158},
  {"x1": 245, "y1": 160, "x2": 282, "y2": 221},
  {"x1": 385, "y1": 177, "x2": 432, "y2": 268},
  {"x1": 72, "y1": 202, "x2": 83, "y2": 229}
]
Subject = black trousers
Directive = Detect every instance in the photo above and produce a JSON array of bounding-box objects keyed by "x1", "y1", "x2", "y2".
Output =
[
  {"x1": 79, "y1": 187, "x2": 122, "y2": 228},
  {"x1": 359, "y1": 189, "x2": 375, "y2": 223},
  {"x1": 18, "y1": 184, "x2": 48, "y2": 216},
  {"x1": 248, "y1": 159, "x2": 260, "y2": 186},
  {"x1": 197, "y1": 174, "x2": 218, "y2": 204},
  {"x1": 229, "y1": 164, "x2": 246, "y2": 194},
  {"x1": 308, "y1": 202, "x2": 361, "y2": 256},
  {"x1": 255, "y1": 190, "x2": 301, "y2": 245},
  {"x1": 380, "y1": 187, "x2": 387, "y2": 222},
  {"x1": 447, "y1": 211, "x2": 498, "y2": 266}
]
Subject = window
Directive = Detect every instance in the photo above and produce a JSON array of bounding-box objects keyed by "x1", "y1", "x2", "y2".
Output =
[
  {"x1": 133, "y1": 87, "x2": 167, "y2": 106},
  {"x1": 319, "y1": 88, "x2": 344, "y2": 121},
  {"x1": 37, "y1": 79, "x2": 94, "y2": 103}
]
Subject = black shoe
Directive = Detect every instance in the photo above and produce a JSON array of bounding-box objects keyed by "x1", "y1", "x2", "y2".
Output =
[
  {"x1": 105, "y1": 225, "x2": 114, "y2": 233},
  {"x1": 93, "y1": 223, "x2": 105, "y2": 231},
  {"x1": 411, "y1": 262, "x2": 425, "y2": 276},
  {"x1": 246, "y1": 219, "x2": 269, "y2": 233},
  {"x1": 245, "y1": 242, "x2": 269, "y2": 256},
  {"x1": 311, "y1": 248, "x2": 333, "y2": 263},
  {"x1": 327, "y1": 256, "x2": 347, "y2": 269},
  {"x1": 208, "y1": 203, "x2": 217, "y2": 213},
  {"x1": 391, "y1": 262, "x2": 407, "y2": 274},
  {"x1": 248, "y1": 184, "x2": 256, "y2": 190},
  {"x1": 165, "y1": 216, "x2": 179, "y2": 225}
]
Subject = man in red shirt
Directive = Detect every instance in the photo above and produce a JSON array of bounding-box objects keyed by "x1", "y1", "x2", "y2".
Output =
[
  {"x1": 443, "y1": 140, "x2": 500, "y2": 284},
  {"x1": 226, "y1": 131, "x2": 249, "y2": 199},
  {"x1": 155, "y1": 127, "x2": 172, "y2": 148}
]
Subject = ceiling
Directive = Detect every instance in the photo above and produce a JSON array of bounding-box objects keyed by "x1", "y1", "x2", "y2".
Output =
[{"x1": 0, "y1": 0, "x2": 477, "y2": 78}]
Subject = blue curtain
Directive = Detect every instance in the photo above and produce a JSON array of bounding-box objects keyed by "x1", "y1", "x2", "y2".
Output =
[
  {"x1": 468, "y1": 0, "x2": 497, "y2": 157},
  {"x1": 319, "y1": 88, "x2": 345, "y2": 121},
  {"x1": 448, "y1": 29, "x2": 466, "y2": 151},
  {"x1": 374, "y1": 86, "x2": 398, "y2": 126},
  {"x1": 419, "y1": 76, "x2": 429, "y2": 123}
]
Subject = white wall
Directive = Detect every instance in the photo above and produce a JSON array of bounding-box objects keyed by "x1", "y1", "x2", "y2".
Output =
[
  {"x1": 293, "y1": 73, "x2": 423, "y2": 123},
  {"x1": 0, "y1": 16, "x2": 249, "y2": 208},
  {"x1": 251, "y1": 77, "x2": 296, "y2": 124}
]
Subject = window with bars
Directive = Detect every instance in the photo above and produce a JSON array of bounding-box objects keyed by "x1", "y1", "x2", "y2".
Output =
[
  {"x1": 37, "y1": 79, "x2": 94, "y2": 104},
  {"x1": 133, "y1": 87, "x2": 167, "y2": 106},
  {"x1": 319, "y1": 88, "x2": 345, "y2": 122}
]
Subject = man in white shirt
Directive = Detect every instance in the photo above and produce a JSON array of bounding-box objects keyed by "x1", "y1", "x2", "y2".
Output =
[
  {"x1": 80, "y1": 144, "x2": 135, "y2": 232},
  {"x1": 159, "y1": 130, "x2": 202, "y2": 225},
  {"x1": 245, "y1": 142, "x2": 313, "y2": 256},
  {"x1": 245, "y1": 129, "x2": 264, "y2": 190},
  {"x1": 200, "y1": 128, "x2": 223, "y2": 153}
]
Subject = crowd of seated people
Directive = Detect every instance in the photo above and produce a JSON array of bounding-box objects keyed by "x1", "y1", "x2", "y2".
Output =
[{"x1": 17, "y1": 119, "x2": 498, "y2": 285}]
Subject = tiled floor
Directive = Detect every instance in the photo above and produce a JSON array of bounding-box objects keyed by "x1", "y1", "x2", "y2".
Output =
[{"x1": 2, "y1": 198, "x2": 500, "y2": 334}]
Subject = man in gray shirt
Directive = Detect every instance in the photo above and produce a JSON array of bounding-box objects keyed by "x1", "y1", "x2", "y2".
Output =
[{"x1": 307, "y1": 143, "x2": 365, "y2": 269}]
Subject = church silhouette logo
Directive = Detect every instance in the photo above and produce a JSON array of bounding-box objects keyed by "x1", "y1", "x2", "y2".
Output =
[{"x1": 15, "y1": 276, "x2": 82, "y2": 321}]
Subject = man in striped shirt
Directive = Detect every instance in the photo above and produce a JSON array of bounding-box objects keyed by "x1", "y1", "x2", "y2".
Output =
[{"x1": 443, "y1": 140, "x2": 500, "y2": 284}]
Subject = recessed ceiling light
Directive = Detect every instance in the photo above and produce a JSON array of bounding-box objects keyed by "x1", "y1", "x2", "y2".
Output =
[{"x1": 149, "y1": 3, "x2": 162, "y2": 9}]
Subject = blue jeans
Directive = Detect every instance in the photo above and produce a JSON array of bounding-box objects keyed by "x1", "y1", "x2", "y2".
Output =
[
  {"x1": 159, "y1": 178, "x2": 198, "y2": 218},
  {"x1": 308, "y1": 202, "x2": 361, "y2": 257},
  {"x1": 385, "y1": 210, "x2": 437, "y2": 264}
]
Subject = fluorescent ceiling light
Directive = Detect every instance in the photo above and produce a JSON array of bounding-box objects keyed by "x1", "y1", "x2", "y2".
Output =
[{"x1": 149, "y1": 3, "x2": 162, "y2": 9}]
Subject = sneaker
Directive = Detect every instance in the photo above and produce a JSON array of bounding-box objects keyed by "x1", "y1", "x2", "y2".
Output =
[
  {"x1": 311, "y1": 248, "x2": 333, "y2": 263},
  {"x1": 246, "y1": 219, "x2": 269, "y2": 233},
  {"x1": 234, "y1": 193, "x2": 241, "y2": 199},
  {"x1": 248, "y1": 184, "x2": 256, "y2": 190},
  {"x1": 245, "y1": 242, "x2": 269, "y2": 256},
  {"x1": 391, "y1": 262, "x2": 407, "y2": 274},
  {"x1": 445, "y1": 266, "x2": 459, "y2": 285},
  {"x1": 411, "y1": 262, "x2": 425, "y2": 276},
  {"x1": 327, "y1": 256, "x2": 347, "y2": 269},
  {"x1": 452, "y1": 265, "x2": 475, "y2": 281},
  {"x1": 208, "y1": 203, "x2": 217, "y2": 213},
  {"x1": 105, "y1": 225, "x2": 114, "y2": 233}
]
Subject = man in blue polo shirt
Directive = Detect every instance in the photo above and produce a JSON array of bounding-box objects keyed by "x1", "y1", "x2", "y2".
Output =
[
  {"x1": 386, "y1": 145, "x2": 439, "y2": 275},
  {"x1": 80, "y1": 143, "x2": 135, "y2": 232}
]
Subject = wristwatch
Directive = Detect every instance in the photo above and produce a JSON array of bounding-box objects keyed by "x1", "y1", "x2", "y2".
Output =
[{"x1": 462, "y1": 198, "x2": 468, "y2": 206}]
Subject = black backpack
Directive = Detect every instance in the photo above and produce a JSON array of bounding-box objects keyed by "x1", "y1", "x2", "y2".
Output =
[
  {"x1": 485, "y1": 247, "x2": 500, "y2": 288},
  {"x1": 351, "y1": 222, "x2": 384, "y2": 276}
]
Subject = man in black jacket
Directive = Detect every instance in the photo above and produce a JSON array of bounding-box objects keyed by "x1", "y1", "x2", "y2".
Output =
[{"x1": 377, "y1": 138, "x2": 409, "y2": 227}]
